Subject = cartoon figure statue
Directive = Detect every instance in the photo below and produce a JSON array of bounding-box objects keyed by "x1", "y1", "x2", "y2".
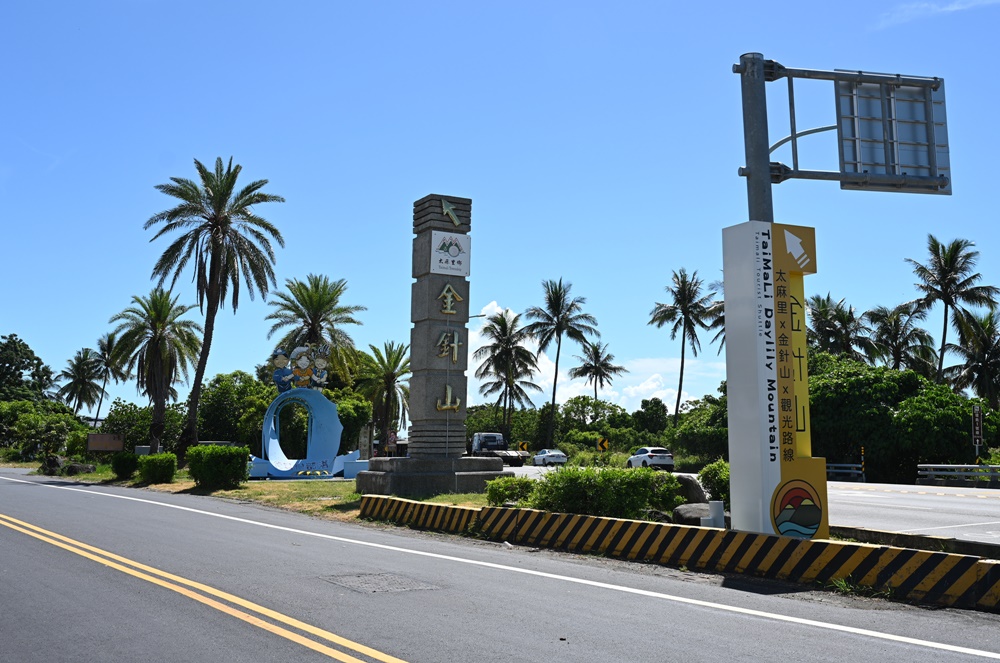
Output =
[
  {"x1": 271, "y1": 348, "x2": 294, "y2": 393},
  {"x1": 290, "y1": 346, "x2": 313, "y2": 389},
  {"x1": 311, "y1": 345, "x2": 330, "y2": 391}
]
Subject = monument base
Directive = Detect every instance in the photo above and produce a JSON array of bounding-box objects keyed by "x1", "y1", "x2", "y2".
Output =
[{"x1": 355, "y1": 457, "x2": 509, "y2": 498}]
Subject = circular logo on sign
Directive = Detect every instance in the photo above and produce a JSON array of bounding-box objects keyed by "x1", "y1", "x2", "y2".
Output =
[{"x1": 771, "y1": 479, "x2": 822, "y2": 539}]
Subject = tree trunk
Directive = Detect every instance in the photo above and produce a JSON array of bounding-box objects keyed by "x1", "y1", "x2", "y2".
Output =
[
  {"x1": 150, "y1": 395, "x2": 166, "y2": 455},
  {"x1": 178, "y1": 279, "x2": 221, "y2": 465},
  {"x1": 92, "y1": 376, "x2": 108, "y2": 428},
  {"x1": 673, "y1": 325, "x2": 687, "y2": 428},
  {"x1": 547, "y1": 336, "x2": 562, "y2": 447},
  {"x1": 937, "y1": 304, "x2": 950, "y2": 383}
]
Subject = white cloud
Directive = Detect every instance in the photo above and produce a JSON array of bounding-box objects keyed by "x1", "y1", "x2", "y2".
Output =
[{"x1": 874, "y1": 0, "x2": 1000, "y2": 29}]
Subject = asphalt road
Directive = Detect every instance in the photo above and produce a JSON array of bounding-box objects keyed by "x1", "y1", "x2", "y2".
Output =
[
  {"x1": 828, "y1": 481, "x2": 1000, "y2": 545},
  {"x1": 515, "y1": 466, "x2": 1000, "y2": 546},
  {"x1": 2, "y1": 468, "x2": 1000, "y2": 662}
]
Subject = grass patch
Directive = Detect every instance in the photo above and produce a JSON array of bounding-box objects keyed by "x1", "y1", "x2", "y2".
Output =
[
  {"x1": 825, "y1": 576, "x2": 893, "y2": 599},
  {"x1": 424, "y1": 492, "x2": 489, "y2": 508}
]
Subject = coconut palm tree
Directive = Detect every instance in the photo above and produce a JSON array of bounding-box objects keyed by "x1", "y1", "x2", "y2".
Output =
[
  {"x1": 109, "y1": 288, "x2": 202, "y2": 453},
  {"x1": 265, "y1": 274, "x2": 366, "y2": 375},
  {"x1": 648, "y1": 268, "x2": 714, "y2": 427},
  {"x1": 805, "y1": 294, "x2": 873, "y2": 362},
  {"x1": 945, "y1": 308, "x2": 1000, "y2": 409},
  {"x1": 905, "y1": 235, "x2": 1000, "y2": 382},
  {"x1": 32, "y1": 364, "x2": 61, "y2": 402},
  {"x1": 569, "y1": 341, "x2": 627, "y2": 402},
  {"x1": 91, "y1": 332, "x2": 131, "y2": 427},
  {"x1": 705, "y1": 279, "x2": 726, "y2": 354},
  {"x1": 473, "y1": 310, "x2": 541, "y2": 436},
  {"x1": 145, "y1": 157, "x2": 285, "y2": 459},
  {"x1": 523, "y1": 279, "x2": 599, "y2": 446},
  {"x1": 864, "y1": 302, "x2": 936, "y2": 376},
  {"x1": 57, "y1": 348, "x2": 104, "y2": 415},
  {"x1": 355, "y1": 342, "x2": 410, "y2": 456}
]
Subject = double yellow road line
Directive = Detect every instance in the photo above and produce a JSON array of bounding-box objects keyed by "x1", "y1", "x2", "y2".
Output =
[{"x1": 0, "y1": 513, "x2": 407, "y2": 663}]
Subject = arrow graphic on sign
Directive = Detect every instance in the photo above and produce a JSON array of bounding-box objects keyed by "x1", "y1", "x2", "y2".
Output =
[
  {"x1": 442, "y1": 199, "x2": 461, "y2": 226},
  {"x1": 784, "y1": 229, "x2": 811, "y2": 269}
]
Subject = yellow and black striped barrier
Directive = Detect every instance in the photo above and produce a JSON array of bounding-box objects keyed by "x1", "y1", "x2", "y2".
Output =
[
  {"x1": 359, "y1": 495, "x2": 478, "y2": 534},
  {"x1": 360, "y1": 497, "x2": 1000, "y2": 612}
]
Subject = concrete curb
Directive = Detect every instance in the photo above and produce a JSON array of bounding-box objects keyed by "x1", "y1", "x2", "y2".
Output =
[{"x1": 359, "y1": 495, "x2": 1000, "y2": 613}]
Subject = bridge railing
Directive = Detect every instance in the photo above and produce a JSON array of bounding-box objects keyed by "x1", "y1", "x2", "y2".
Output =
[
  {"x1": 826, "y1": 463, "x2": 865, "y2": 482},
  {"x1": 917, "y1": 464, "x2": 1000, "y2": 487}
]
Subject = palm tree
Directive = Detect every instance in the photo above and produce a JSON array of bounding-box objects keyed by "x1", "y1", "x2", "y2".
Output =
[
  {"x1": 945, "y1": 308, "x2": 1000, "y2": 409},
  {"x1": 705, "y1": 279, "x2": 726, "y2": 355},
  {"x1": 864, "y1": 302, "x2": 936, "y2": 376},
  {"x1": 473, "y1": 310, "x2": 541, "y2": 436},
  {"x1": 805, "y1": 294, "x2": 873, "y2": 362},
  {"x1": 110, "y1": 288, "x2": 202, "y2": 453},
  {"x1": 265, "y1": 274, "x2": 366, "y2": 375},
  {"x1": 57, "y1": 348, "x2": 104, "y2": 415},
  {"x1": 32, "y1": 364, "x2": 61, "y2": 401},
  {"x1": 569, "y1": 341, "x2": 627, "y2": 402},
  {"x1": 905, "y1": 235, "x2": 1000, "y2": 382},
  {"x1": 648, "y1": 268, "x2": 714, "y2": 427},
  {"x1": 145, "y1": 157, "x2": 285, "y2": 459},
  {"x1": 355, "y1": 342, "x2": 410, "y2": 456},
  {"x1": 523, "y1": 279, "x2": 599, "y2": 446},
  {"x1": 91, "y1": 332, "x2": 131, "y2": 427}
]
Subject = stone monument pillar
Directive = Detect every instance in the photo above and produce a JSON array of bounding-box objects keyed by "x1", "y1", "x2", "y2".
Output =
[
  {"x1": 408, "y1": 194, "x2": 472, "y2": 457},
  {"x1": 355, "y1": 194, "x2": 507, "y2": 497}
]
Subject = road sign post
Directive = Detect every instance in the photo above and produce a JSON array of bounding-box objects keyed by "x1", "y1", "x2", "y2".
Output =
[
  {"x1": 728, "y1": 53, "x2": 950, "y2": 538},
  {"x1": 973, "y1": 405, "x2": 984, "y2": 454}
]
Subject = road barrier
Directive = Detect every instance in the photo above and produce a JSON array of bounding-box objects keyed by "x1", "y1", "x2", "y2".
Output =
[
  {"x1": 826, "y1": 463, "x2": 865, "y2": 482},
  {"x1": 917, "y1": 464, "x2": 1000, "y2": 488},
  {"x1": 359, "y1": 494, "x2": 1000, "y2": 613}
]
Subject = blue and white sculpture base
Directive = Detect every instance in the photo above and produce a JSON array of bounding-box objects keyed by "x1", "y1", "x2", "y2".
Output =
[{"x1": 248, "y1": 388, "x2": 356, "y2": 479}]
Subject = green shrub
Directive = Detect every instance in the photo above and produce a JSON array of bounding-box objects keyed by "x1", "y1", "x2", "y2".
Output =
[
  {"x1": 100, "y1": 399, "x2": 185, "y2": 453},
  {"x1": 186, "y1": 445, "x2": 250, "y2": 490},
  {"x1": 650, "y1": 472, "x2": 686, "y2": 512},
  {"x1": 484, "y1": 476, "x2": 536, "y2": 506},
  {"x1": 698, "y1": 458, "x2": 731, "y2": 509},
  {"x1": 110, "y1": 452, "x2": 139, "y2": 480},
  {"x1": 529, "y1": 466, "x2": 675, "y2": 520},
  {"x1": 138, "y1": 453, "x2": 177, "y2": 484},
  {"x1": 11, "y1": 410, "x2": 86, "y2": 459},
  {"x1": 568, "y1": 449, "x2": 629, "y2": 468},
  {"x1": 65, "y1": 429, "x2": 91, "y2": 459},
  {"x1": 0, "y1": 446, "x2": 23, "y2": 462}
]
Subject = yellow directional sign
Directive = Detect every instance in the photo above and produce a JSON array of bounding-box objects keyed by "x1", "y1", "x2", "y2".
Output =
[
  {"x1": 597, "y1": 438, "x2": 609, "y2": 452},
  {"x1": 518, "y1": 441, "x2": 529, "y2": 452}
]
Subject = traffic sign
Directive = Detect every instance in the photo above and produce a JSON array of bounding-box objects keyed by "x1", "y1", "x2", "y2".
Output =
[
  {"x1": 973, "y1": 405, "x2": 984, "y2": 449},
  {"x1": 518, "y1": 441, "x2": 529, "y2": 452},
  {"x1": 597, "y1": 438, "x2": 609, "y2": 452}
]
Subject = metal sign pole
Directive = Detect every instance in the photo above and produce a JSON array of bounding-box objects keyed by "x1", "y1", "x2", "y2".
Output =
[{"x1": 736, "y1": 52, "x2": 774, "y2": 224}]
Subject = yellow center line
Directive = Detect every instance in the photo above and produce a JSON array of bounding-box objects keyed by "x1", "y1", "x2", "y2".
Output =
[{"x1": 0, "y1": 513, "x2": 407, "y2": 663}]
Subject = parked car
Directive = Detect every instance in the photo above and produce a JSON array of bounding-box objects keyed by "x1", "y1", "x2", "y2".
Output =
[
  {"x1": 626, "y1": 447, "x2": 674, "y2": 471},
  {"x1": 532, "y1": 449, "x2": 568, "y2": 466}
]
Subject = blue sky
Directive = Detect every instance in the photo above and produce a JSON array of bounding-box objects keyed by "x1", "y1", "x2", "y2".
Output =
[{"x1": 3, "y1": 0, "x2": 999, "y2": 426}]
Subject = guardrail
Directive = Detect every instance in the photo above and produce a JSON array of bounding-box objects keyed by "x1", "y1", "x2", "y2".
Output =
[
  {"x1": 826, "y1": 463, "x2": 865, "y2": 482},
  {"x1": 917, "y1": 464, "x2": 1000, "y2": 487}
]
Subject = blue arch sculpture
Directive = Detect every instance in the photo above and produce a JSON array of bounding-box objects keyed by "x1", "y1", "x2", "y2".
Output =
[{"x1": 248, "y1": 388, "x2": 351, "y2": 478}]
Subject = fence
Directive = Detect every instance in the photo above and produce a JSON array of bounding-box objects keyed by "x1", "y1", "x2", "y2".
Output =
[
  {"x1": 917, "y1": 464, "x2": 1000, "y2": 488},
  {"x1": 826, "y1": 463, "x2": 865, "y2": 482}
]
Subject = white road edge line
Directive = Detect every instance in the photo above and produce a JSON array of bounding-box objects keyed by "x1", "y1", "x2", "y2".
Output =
[
  {"x1": 4, "y1": 475, "x2": 999, "y2": 660},
  {"x1": 833, "y1": 500, "x2": 933, "y2": 511},
  {"x1": 904, "y1": 521, "x2": 1000, "y2": 532}
]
